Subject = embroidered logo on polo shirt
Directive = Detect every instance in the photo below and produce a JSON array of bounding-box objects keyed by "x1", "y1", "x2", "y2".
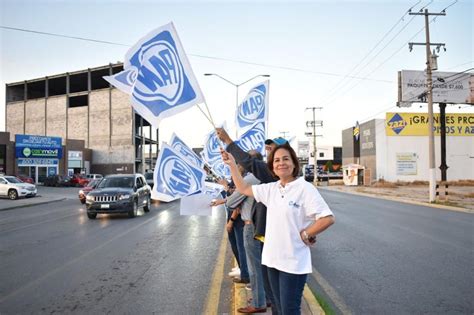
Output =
[{"x1": 288, "y1": 201, "x2": 301, "y2": 209}]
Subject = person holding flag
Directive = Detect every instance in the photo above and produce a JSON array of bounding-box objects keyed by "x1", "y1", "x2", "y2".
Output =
[{"x1": 220, "y1": 140, "x2": 335, "y2": 315}]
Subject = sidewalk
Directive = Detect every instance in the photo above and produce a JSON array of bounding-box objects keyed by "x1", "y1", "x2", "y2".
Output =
[{"x1": 232, "y1": 276, "x2": 324, "y2": 315}]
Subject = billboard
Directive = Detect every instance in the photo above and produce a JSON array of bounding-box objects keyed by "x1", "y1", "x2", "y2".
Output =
[
  {"x1": 386, "y1": 113, "x2": 474, "y2": 136},
  {"x1": 398, "y1": 70, "x2": 473, "y2": 104},
  {"x1": 15, "y1": 135, "x2": 63, "y2": 159}
]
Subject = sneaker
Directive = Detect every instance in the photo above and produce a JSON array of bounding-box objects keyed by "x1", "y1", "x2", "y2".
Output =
[
  {"x1": 245, "y1": 283, "x2": 252, "y2": 291},
  {"x1": 232, "y1": 266, "x2": 239, "y2": 272},
  {"x1": 228, "y1": 269, "x2": 241, "y2": 277}
]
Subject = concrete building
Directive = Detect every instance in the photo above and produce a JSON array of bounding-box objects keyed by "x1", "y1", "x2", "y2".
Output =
[
  {"x1": 4, "y1": 63, "x2": 158, "y2": 181},
  {"x1": 342, "y1": 112, "x2": 474, "y2": 182}
]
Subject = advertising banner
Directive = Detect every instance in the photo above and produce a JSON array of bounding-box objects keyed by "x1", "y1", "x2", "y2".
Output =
[
  {"x1": 396, "y1": 153, "x2": 418, "y2": 175},
  {"x1": 386, "y1": 113, "x2": 474, "y2": 136},
  {"x1": 15, "y1": 135, "x2": 63, "y2": 158},
  {"x1": 399, "y1": 70, "x2": 473, "y2": 104}
]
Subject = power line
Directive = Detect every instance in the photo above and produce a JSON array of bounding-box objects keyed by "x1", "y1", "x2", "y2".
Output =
[
  {"x1": 318, "y1": 0, "x2": 424, "y2": 106},
  {"x1": 0, "y1": 25, "x2": 392, "y2": 84}
]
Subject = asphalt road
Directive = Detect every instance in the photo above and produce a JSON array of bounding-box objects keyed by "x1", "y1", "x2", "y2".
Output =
[
  {"x1": 0, "y1": 195, "x2": 228, "y2": 314},
  {"x1": 310, "y1": 189, "x2": 473, "y2": 315}
]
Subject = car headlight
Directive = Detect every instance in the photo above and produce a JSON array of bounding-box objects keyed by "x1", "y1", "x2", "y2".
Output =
[
  {"x1": 119, "y1": 194, "x2": 131, "y2": 200},
  {"x1": 86, "y1": 195, "x2": 94, "y2": 201}
]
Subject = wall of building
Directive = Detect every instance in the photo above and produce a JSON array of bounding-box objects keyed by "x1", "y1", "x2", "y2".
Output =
[
  {"x1": 25, "y1": 99, "x2": 45, "y2": 136},
  {"x1": 359, "y1": 120, "x2": 377, "y2": 180},
  {"x1": 67, "y1": 106, "x2": 88, "y2": 146},
  {"x1": 383, "y1": 136, "x2": 473, "y2": 181},
  {"x1": 342, "y1": 127, "x2": 357, "y2": 165},
  {"x1": 375, "y1": 119, "x2": 387, "y2": 180},
  {"x1": 46, "y1": 96, "x2": 67, "y2": 144},
  {"x1": 6, "y1": 102, "x2": 24, "y2": 142}
]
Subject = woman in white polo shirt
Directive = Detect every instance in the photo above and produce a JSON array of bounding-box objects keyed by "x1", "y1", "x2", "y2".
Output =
[{"x1": 222, "y1": 143, "x2": 335, "y2": 315}]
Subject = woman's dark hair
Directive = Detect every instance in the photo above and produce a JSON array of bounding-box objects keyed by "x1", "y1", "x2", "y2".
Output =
[{"x1": 267, "y1": 143, "x2": 300, "y2": 178}]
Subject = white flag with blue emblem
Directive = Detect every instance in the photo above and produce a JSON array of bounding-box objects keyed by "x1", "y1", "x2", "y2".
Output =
[
  {"x1": 234, "y1": 122, "x2": 266, "y2": 157},
  {"x1": 104, "y1": 22, "x2": 204, "y2": 129},
  {"x1": 202, "y1": 123, "x2": 226, "y2": 168},
  {"x1": 152, "y1": 142, "x2": 206, "y2": 202},
  {"x1": 236, "y1": 80, "x2": 269, "y2": 137},
  {"x1": 169, "y1": 133, "x2": 203, "y2": 169}
]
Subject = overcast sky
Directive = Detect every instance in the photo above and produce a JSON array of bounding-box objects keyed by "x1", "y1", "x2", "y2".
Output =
[{"x1": 1, "y1": 0, "x2": 472, "y2": 148}]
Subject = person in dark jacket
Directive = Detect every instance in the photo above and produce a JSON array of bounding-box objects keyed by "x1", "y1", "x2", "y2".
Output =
[{"x1": 216, "y1": 127, "x2": 288, "y2": 314}]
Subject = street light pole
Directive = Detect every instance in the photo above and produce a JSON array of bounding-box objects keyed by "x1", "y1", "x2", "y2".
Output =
[
  {"x1": 204, "y1": 73, "x2": 270, "y2": 138},
  {"x1": 305, "y1": 107, "x2": 323, "y2": 185}
]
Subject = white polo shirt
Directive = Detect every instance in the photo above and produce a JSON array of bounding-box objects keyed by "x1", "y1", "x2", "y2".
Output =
[{"x1": 252, "y1": 177, "x2": 333, "y2": 274}]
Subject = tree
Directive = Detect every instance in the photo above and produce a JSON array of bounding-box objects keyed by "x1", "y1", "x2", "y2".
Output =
[{"x1": 325, "y1": 160, "x2": 334, "y2": 173}]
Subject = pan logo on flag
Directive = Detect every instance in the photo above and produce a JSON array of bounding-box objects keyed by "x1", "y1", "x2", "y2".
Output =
[
  {"x1": 238, "y1": 85, "x2": 265, "y2": 124},
  {"x1": 205, "y1": 133, "x2": 221, "y2": 162},
  {"x1": 235, "y1": 122, "x2": 266, "y2": 156},
  {"x1": 173, "y1": 142, "x2": 201, "y2": 167},
  {"x1": 115, "y1": 67, "x2": 138, "y2": 87},
  {"x1": 134, "y1": 39, "x2": 185, "y2": 105},
  {"x1": 160, "y1": 155, "x2": 200, "y2": 196}
]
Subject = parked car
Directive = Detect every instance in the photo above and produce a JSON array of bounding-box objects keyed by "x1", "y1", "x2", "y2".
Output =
[
  {"x1": 17, "y1": 175, "x2": 34, "y2": 184},
  {"x1": 0, "y1": 175, "x2": 37, "y2": 200},
  {"x1": 44, "y1": 175, "x2": 73, "y2": 187},
  {"x1": 85, "y1": 174, "x2": 151, "y2": 219},
  {"x1": 303, "y1": 165, "x2": 314, "y2": 182},
  {"x1": 86, "y1": 174, "x2": 103, "y2": 180},
  {"x1": 144, "y1": 172, "x2": 154, "y2": 188},
  {"x1": 78, "y1": 179, "x2": 101, "y2": 204},
  {"x1": 70, "y1": 174, "x2": 90, "y2": 187}
]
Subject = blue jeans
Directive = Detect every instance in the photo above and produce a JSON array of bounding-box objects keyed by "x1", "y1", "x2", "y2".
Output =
[
  {"x1": 267, "y1": 267, "x2": 307, "y2": 315},
  {"x1": 232, "y1": 215, "x2": 249, "y2": 280},
  {"x1": 244, "y1": 224, "x2": 266, "y2": 308},
  {"x1": 227, "y1": 210, "x2": 240, "y2": 267}
]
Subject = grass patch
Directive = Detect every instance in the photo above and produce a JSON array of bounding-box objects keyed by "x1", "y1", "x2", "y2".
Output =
[
  {"x1": 432, "y1": 200, "x2": 464, "y2": 208},
  {"x1": 313, "y1": 291, "x2": 336, "y2": 315},
  {"x1": 446, "y1": 180, "x2": 474, "y2": 187},
  {"x1": 371, "y1": 179, "x2": 398, "y2": 188}
]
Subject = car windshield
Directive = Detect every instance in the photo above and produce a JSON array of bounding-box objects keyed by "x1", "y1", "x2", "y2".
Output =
[
  {"x1": 87, "y1": 179, "x2": 100, "y2": 188},
  {"x1": 144, "y1": 173, "x2": 153, "y2": 180},
  {"x1": 98, "y1": 177, "x2": 134, "y2": 188},
  {"x1": 5, "y1": 176, "x2": 23, "y2": 184}
]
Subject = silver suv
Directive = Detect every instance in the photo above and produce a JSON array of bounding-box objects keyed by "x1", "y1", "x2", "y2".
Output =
[{"x1": 0, "y1": 175, "x2": 37, "y2": 200}]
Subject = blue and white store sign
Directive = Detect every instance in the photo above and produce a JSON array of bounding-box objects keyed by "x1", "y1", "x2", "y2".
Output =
[{"x1": 15, "y1": 135, "x2": 63, "y2": 159}]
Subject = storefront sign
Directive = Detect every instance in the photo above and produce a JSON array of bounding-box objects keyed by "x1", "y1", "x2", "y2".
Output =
[
  {"x1": 396, "y1": 153, "x2": 418, "y2": 175},
  {"x1": 386, "y1": 113, "x2": 474, "y2": 136},
  {"x1": 18, "y1": 158, "x2": 59, "y2": 166},
  {"x1": 15, "y1": 135, "x2": 63, "y2": 158}
]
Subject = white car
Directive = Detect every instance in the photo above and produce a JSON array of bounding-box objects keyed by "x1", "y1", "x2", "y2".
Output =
[
  {"x1": 0, "y1": 175, "x2": 37, "y2": 200},
  {"x1": 86, "y1": 174, "x2": 103, "y2": 180}
]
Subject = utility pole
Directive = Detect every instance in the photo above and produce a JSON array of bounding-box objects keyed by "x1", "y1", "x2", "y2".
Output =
[
  {"x1": 305, "y1": 107, "x2": 323, "y2": 184},
  {"x1": 409, "y1": 8, "x2": 446, "y2": 203},
  {"x1": 280, "y1": 131, "x2": 290, "y2": 139}
]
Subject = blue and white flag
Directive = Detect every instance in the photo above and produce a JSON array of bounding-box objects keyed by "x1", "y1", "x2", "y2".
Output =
[
  {"x1": 202, "y1": 123, "x2": 226, "y2": 168},
  {"x1": 236, "y1": 80, "x2": 269, "y2": 136},
  {"x1": 211, "y1": 159, "x2": 231, "y2": 179},
  {"x1": 234, "y1": 122, "x2": 266, "y2": 157},
  {"x1": 169, "y1": 133, "x2": 203, "y2": 169},
  {"x1": 104, "y1": 22, "x2": 204, "y2": 129},
  {"x1": 153, "y1": 142, "x2": 205, "y2": 202}
]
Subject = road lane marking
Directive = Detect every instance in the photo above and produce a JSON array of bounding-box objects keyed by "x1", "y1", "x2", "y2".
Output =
[
  {"x1": 311, "y1": 268, "x2": 352, "y2": 315},
  {"x1": 202, "y1": 228, "x2": 228, "y2": 315}
]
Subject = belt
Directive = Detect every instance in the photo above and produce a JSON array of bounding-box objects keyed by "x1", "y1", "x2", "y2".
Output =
[{"x1": 244, "y1": 220, "x2": 252, "y2": 225}]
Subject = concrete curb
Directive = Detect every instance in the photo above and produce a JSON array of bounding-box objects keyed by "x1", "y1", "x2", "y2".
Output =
[
  {"x1": 0, "y1": 197, "x2": 66, "y2": 212},
  {"x1": 318, "y1": 186, "x2": 472, "y2": 214}
]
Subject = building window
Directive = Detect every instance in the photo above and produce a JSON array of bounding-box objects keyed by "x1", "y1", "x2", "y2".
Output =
[
  {"x1": 68, "y1": 95, "x2": 88, "y2": 107},
  {"x1": 27, "y1": 80, "x2": 46, "y2": 99},
  {"x1": 319, "y1": 152, "x2": 325, "y2": 158},
  {"x1": 69, "y1": 72, "x2": 88, "y2": 93},
  {"x1": 49, "y1": 76, "x2": 67, "y2": 96},
  {"x1": 91, "y1": 68, "x2": 110, "y2": 90},
  {"x1": 6, "y1": 83, "x2": 25, "y2": 102}
]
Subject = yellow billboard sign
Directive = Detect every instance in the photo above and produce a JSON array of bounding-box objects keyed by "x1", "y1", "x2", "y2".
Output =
[{"x1": 386, "y1": 113, "x2": 474, "y2": 136}]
